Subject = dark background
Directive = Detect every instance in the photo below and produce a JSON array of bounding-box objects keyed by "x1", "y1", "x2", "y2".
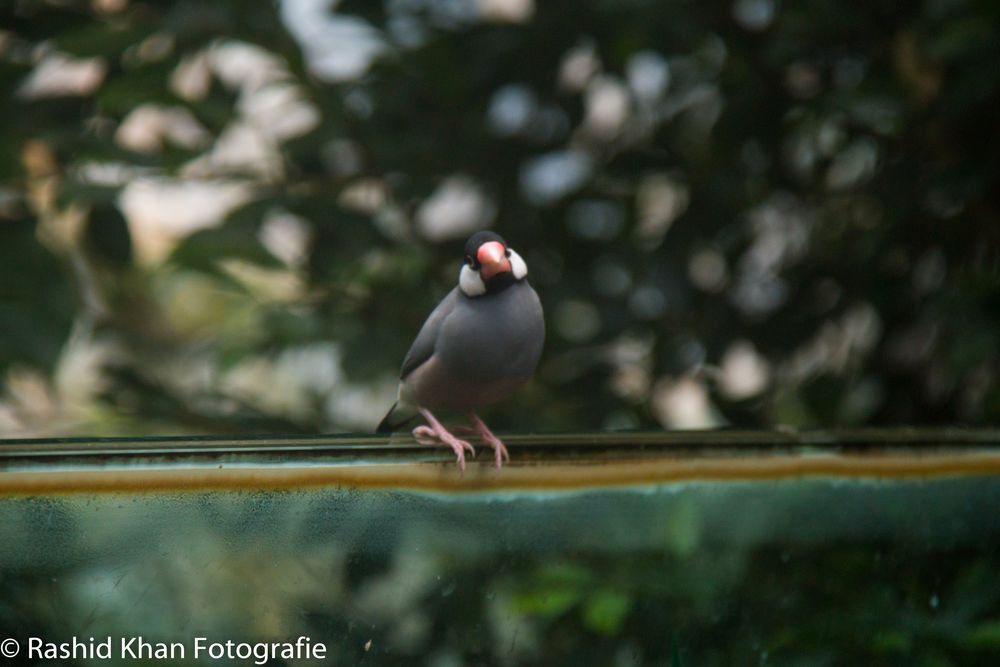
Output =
[{"x1": 1, "y1": 0, "x2": 998, "y2": 437}]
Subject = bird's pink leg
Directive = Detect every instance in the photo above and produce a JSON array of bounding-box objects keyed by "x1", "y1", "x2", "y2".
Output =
[
  {"x1": 467, "y1": 413, "x2": 510, "y2": 470},
  {"x1": 413, "y1": 408, "x2": 476, "y2": 471}
]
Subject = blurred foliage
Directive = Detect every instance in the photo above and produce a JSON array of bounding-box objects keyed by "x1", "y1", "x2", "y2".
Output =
[{"x1": 0, "y1": 0, "x2": 999, "y2": 436}]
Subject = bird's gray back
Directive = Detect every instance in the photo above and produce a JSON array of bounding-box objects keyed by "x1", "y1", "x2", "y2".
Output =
[{"x1": 399, "y1": 287, "x2": 461, "y2": 380}]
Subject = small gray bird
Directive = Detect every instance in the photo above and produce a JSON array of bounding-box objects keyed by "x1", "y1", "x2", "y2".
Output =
[{"x1": 377, "y1": 232, "x2": 544, "y2": 470}]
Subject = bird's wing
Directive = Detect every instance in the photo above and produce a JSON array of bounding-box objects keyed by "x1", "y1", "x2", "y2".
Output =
[{"x1": 399, "y1": 287, "x2": 461, "y2": 380}]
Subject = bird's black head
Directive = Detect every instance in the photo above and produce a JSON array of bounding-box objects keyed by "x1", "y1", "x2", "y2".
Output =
[
  {"x1": 464, "y1": 231, "x2": 507, "y2": 268},
  {"x1": 458, "y1": 231, "x2": 527, "y2": 297}
]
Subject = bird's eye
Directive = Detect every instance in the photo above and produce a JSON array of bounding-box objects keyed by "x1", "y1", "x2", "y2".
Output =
[
  {"x1": 505, "y1": 248, "x2": 511, "y2": 257},
  {"x1": 465, "y1": 254, "x2": 473, "y2": 266}
]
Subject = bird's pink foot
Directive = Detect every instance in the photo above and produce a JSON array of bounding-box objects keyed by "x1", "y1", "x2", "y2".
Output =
[
  {"x1": 467, "y1": 413, "x2": 510, "y2": 470},
  {"x1": 415, "y1": 408, "x2": 476, "y2": 471}
]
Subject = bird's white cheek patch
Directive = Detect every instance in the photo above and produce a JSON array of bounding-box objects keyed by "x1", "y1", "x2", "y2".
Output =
[
  {"x1": 459, "y1": 264, "x2": 486, "y2": 297},
  {"x1": 509, "y1": 249, "x2": 528, "y2": 280}
]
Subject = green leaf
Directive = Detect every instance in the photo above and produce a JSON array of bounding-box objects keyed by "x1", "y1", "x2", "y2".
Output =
[
  {"x1": 512, "y1": 589, "x2": 583, "y2": 618},
  {"x1": 964, "y1": 620, "x2": 1000, "y2": 649},
  {"x1": 0, "y1": 221, "x2": 75, "y2": 377},
  {"x1": 582, "y1": 590, "x2": 632, "y2": 636}
]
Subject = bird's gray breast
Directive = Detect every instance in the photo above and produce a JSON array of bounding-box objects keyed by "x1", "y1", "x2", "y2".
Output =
[{"x1": 436, "y1": 280, "x2": 544, "y2": 386}]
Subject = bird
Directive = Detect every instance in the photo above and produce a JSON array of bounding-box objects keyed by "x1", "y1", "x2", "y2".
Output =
[{"x1": 377, "y1": 231, "x2": 544, "y2": 470}]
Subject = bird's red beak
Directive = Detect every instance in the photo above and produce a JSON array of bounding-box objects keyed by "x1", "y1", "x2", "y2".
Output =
[{"x1": 477, "y1": 241, "x2": 511, "y2": 280}]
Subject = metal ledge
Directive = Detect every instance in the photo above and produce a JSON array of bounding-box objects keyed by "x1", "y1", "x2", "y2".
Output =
[{"x1": 2, "y1": 428, "x2": 1000, "y2": 495}]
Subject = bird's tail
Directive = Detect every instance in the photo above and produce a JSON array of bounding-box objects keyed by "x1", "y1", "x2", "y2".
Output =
[{"x1": 376, "y1": 401, "x2": 418, "y2": 433}]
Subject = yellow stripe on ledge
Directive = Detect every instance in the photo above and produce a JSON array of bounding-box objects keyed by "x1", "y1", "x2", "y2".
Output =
[{"x1": 3, "y1": 450, "x2": 1000, "y2": 496}]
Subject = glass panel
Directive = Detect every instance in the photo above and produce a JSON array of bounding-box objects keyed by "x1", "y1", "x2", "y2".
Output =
[{"x1": 3, "y1": 432, "x2": 1000, "y2": 664}]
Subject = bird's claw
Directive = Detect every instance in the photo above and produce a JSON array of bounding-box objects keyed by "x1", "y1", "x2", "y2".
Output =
[
  {"x1": 412, "y1": 425, "x2": 438, "y2": 444},
  {"x1": 465, "y1": 414, "x2": 510, "y2": 470},
  {"x1": 441, "y1": 424, "x2": 508, "y2": 469},
  {"x1": 482, "y1": 433, "x2": 510, "y2": 469},
  {"x1": 412, "y1": 422, "x2": 476, "y2": 471}
]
